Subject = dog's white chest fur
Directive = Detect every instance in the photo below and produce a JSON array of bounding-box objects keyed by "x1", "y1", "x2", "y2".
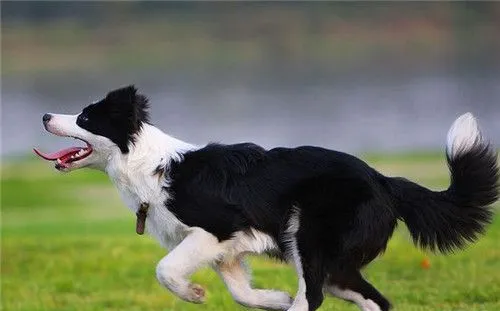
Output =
[
  {"x1": 105, "y1": 124, "x2": 196, "y2": 249},
  {"x1": 108, "y1": 161, "x2": 186, "y2": 249}
]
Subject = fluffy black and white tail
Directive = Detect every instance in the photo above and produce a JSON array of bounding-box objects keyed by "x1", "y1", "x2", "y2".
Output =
[{"x1": 387, "y1": 113, "x2": 499, "y2": 253}]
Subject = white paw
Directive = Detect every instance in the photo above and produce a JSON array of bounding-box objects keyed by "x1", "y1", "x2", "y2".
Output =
[
  {"x1": 250, "y1": 289, "x2": 293, "y2": 310},
  {"x1": 363, "y1": 299, "x2": 382, "y2": 311},
  {"x1": 186, "y1": 283, "x2": 206, "y2": 304},
  {"x1": 269, "y1": 290, "x2": 293, "y2": 310},
  {"x1": 276, "y1": 292, "x2": 294, "y2": 307}
]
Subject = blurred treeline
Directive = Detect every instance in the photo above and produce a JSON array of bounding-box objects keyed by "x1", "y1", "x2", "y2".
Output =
[{"x1": 2, "y1": 2, "x2": 499, "y2": 77}]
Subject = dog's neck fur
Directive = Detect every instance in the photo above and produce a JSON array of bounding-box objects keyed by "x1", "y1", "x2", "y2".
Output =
[
  {"x1": 104, "y1": 123, "x2": 197, "y2": 248},
  {"x1": 105, "y1": 123, "x2": 194, "y2": 186}
]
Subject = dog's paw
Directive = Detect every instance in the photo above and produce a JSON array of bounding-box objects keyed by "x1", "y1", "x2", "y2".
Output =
[
  {"x1": 282, "y1": 293, "x2": 294, "y2": 305},
  {"x1": 186, "y1": 283, "x2": 206, "y2": 303},
  {"x1": 269, "y1": 290, "x2": 293, "y2": 309},
  {"x1": 363, "y1": 299, "x2": 382, "y2": 311},
  {"x1": 255, "y1": 289, "x2": 293, "y2": 310}
]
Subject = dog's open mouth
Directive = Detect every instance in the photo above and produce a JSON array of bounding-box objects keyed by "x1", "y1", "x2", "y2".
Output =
[{"x1": 33, "y1": 137, "x2": 93, "y2": 170}]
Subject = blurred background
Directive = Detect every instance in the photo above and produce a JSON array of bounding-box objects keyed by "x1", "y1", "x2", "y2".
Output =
[
  {"x1": 2, "y1": 1, "x2": 499, "y2": 156},
  {"x1": 2, "y1": 2, "x2": 500, "y2": 311}
]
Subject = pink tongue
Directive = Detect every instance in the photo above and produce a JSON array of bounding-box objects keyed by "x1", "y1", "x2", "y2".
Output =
[{"x1": 33, "y1": 147, "x2": 82, "y2": 161}]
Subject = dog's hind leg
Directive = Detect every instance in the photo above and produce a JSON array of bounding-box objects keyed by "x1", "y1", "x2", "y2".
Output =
[
  {"x1": 155, "y1": 228, "x2": 225, "y2": 304},
  {"x1": 216, "y1": 256, "x2": 293, "y2": 310},
  {"x1": 286, "y1": 210, "x2": 326, "y2": 311},
  {"x1": 286, "y1": 234, "x2": 326, "y2": 311},
  {"x1": 324, "y1": 270, "x2": 391, "y2": 311}
]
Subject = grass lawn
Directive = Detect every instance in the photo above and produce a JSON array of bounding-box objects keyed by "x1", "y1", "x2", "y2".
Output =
[{"x1": 2, "y1": 153, "x2": 499, "y2": 311}]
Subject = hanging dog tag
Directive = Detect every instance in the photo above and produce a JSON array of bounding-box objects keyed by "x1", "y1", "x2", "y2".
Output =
[{"x1": 136, "y1": 202, "x2": 149, "y2": 235}]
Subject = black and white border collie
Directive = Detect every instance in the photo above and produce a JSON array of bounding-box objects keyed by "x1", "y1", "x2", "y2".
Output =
[{"x1": 34, "y1": 86, "x2": 498, "y2": 311}]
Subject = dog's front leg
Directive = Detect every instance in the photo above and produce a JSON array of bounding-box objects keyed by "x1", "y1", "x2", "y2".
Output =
[
  {"x1": 156, "y1": 228, "x2": 224, "y2": 303},
  {"x1": 216, "y1": 256, "x2": 293, "y2": 310}
]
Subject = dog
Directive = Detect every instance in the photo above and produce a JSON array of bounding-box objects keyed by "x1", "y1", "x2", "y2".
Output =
[{"x1": 34, "y1": 85, "x2": 498, "y2": 311}]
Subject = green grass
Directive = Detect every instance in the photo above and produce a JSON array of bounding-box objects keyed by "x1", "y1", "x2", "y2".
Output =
[{"x1": 2, "y1": 154, "x2": 499, "y2": 311}]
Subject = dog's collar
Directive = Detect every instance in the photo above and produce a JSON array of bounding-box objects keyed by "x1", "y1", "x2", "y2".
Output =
[{"x1": 136, "y1": 202, "x2": 149, "y2": 235}]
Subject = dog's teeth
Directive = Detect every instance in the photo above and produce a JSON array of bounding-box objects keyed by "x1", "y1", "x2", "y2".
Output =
[{"x1": 73, "y1": 149, "x2": 87, "y2": 158}]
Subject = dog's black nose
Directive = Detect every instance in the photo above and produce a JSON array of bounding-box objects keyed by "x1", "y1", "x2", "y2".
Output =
[{"x1": 42, "y1": 113, "x2": 52, "y2": 124}]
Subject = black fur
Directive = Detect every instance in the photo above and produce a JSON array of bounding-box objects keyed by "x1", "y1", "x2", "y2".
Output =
[
  {"x1": 387, "y1": 142, "x2": 499, "y2": 253},
  {"x1": 165, "y1": 140, "x2": 498, "y2": 310},
  {"x1": 77, "y1": 85, "x2": 149, "y2": 153}
]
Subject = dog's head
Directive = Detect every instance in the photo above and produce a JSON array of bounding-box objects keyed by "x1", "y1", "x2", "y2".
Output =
[{"x1": 34, "y1": 85, "x2": 149, "y2": 172}]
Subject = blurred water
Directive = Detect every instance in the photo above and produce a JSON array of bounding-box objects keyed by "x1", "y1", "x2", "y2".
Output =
[{"x1": 2, "y1": 69, "x2": 499, "y2": 157}]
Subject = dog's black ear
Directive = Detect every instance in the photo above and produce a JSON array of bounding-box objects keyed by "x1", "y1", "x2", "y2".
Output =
[
  {"x1": 101, "y1": 85, "x2": 151, "y2": 153},
  {"x1": 105, "y1": 85, "x2": 150, "y2": 130}
]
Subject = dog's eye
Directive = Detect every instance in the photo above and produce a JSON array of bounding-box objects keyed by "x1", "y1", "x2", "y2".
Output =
[{"x1": 78, "y1": 115, "x2": 89, "y2": 123}]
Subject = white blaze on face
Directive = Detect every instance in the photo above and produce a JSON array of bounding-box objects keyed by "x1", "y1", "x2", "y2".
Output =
[{"x1": 34, "y1": 113, "x2": 117, "y2": 172}]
